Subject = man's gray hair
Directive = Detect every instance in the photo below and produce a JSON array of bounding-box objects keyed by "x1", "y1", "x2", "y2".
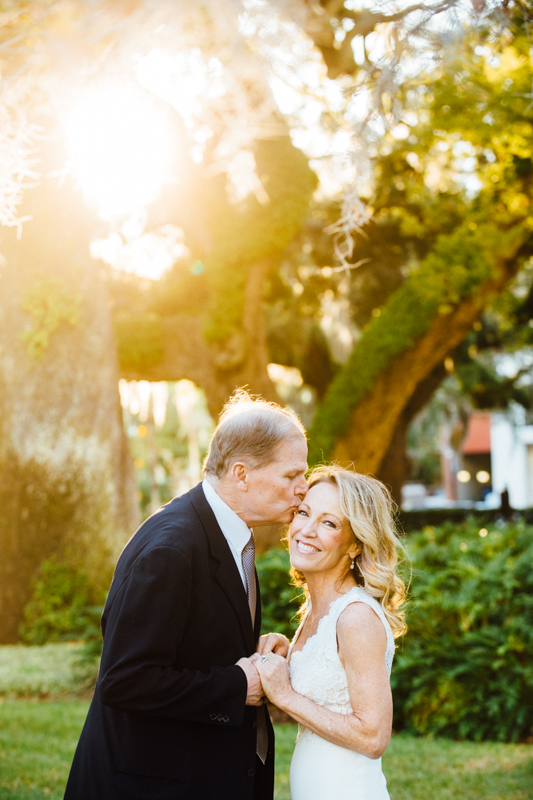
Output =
[{"x1": 203, "y1": 389, "x2": 306, "y2": 479}]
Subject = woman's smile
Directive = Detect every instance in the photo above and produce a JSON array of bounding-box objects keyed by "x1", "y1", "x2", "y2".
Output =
[{"x1": 295, "y1": 539, "x2": 321, "y2": 554}]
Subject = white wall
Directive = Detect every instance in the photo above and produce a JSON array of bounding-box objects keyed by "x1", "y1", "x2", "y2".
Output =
[{"x1": 491, "y1": 408, "x2": 532, "y2": 508}]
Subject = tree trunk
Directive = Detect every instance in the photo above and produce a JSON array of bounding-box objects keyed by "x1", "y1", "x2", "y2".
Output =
[
  {"x1": 0, "y1": 134, "x2": 139, "y2": 642},
  {"x1": 376, "y1": 362, "x2": 447, "y2": 504},
  {"x1": 331, "y1": 258, "x2": 522, "y2": 477}
]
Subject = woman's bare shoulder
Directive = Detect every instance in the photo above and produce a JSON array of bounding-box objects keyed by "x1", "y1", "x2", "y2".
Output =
[{"x1": 336, "y1": 598, "x2": 387, "y2": 651}]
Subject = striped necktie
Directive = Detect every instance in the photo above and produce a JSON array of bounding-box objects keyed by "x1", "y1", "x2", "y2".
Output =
[
  {"x1": 241, "y1": 531, "x2": 268, "y2": 764},
  {"x1": 241, "y1": 531, "x2": 257, "y2": 623}
]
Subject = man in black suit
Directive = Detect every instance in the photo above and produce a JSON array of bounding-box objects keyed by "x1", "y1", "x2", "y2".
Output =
[{"x1": 64, "y1": 392, "x2": 308, "y2": 800}]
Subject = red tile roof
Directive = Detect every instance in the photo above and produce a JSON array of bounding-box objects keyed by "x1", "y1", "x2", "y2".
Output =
[{"x1": 462, "y1": 412, "x2": 491, "y2": 454}]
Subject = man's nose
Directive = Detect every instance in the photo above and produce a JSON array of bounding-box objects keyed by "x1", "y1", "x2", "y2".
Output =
[{"x1": 295, "y1": 477, "x2": 308, "y2": 501}]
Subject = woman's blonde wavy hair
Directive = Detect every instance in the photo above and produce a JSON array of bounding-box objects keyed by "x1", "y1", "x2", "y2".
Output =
[{"x1": 291, "y1": 465, "x2": 408, "y2": 639}]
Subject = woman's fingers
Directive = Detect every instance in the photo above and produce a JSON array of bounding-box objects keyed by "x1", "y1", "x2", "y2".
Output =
[
  {"x1": 255, "y1": 635, "x2": 270, "y2": 655},
  {"x1": 269, "y1": 633, "x2": 290, "y2": 656},
  {"x1": 256, "y1": 632, "x2": 289, "y2": 656}
]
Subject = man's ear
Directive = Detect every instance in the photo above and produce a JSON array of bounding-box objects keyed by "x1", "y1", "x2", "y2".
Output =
[{"x1": 231, "y1": 461, "x2": 249, "y2": 491}]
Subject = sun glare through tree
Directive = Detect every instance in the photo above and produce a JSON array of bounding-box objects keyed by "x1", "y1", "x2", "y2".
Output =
[{"x1": 65, "y1": 84, "x2": 173, "y2": 220}]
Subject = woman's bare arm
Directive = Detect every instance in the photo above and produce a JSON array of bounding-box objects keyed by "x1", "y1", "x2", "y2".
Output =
[{"x1": 256, "y1": 602, "x2": 392, "y2": 759}]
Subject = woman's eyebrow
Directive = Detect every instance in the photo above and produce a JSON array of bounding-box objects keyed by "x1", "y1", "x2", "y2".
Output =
[{"x1": 320, "y1": 512, "x2": 342, "y2": 523}]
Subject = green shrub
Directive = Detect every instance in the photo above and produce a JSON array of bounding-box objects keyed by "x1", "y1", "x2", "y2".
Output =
[
  {"x1": 19, "y1": 558, "x2": 100, "y2": 645},
  {"x1": 256, "y1": 548, "x2": 304, "y2": 639},
  {"x1": 392, "y1": 519, "x2": 533, "y2": 742}
]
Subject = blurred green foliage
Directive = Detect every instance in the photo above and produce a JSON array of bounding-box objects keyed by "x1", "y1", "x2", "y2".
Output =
[
  {"x1": 256, "y1": 548, "x2": 304, "y2": 639},
  {"x1": 113, "y1": 312, "x2": 164, "y2": 371},
  {"x1": 392, "y1": 519, "x2": 533, "y2": 742},
  {"x1": 0, "y1": 443, "x2": 114, "y2": 643},
  {"x1": 202, "y1": 137, "x2": 318, "y2": 343},
  {"x1": 19, "y1": 557, "x2": 101, "y2": 646},
  {"x1": 125, "y1": 384, "x2": 210, "y2": 518}
]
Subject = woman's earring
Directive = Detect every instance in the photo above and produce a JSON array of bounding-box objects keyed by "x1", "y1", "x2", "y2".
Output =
[{"x1": 350, "y1": 558, "x2": 355, "y2": 570}]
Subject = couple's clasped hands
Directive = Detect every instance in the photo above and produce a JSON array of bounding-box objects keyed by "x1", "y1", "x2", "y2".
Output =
[{"x1": 236, "y1": 633, "x2": 293, "y2": 707}]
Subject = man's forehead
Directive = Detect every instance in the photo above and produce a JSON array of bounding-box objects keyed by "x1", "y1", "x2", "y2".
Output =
[
  {"x1": 276, "y1": 454, "x2": 308, "y2": 471},
  {"x1": 280, "y1": 432, "x2": 307, "y2": 450},
  {"x1": 276, "y1": 438, "x2": 307, "y2": 458}
]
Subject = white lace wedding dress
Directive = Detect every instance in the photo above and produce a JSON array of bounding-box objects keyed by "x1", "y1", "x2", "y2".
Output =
[{"x1": 288, "y1": 586, "x2": 395, "y2": 800}]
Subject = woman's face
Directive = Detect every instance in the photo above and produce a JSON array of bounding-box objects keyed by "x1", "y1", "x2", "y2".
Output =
[{"x1": 289, "y1": 481, "x2": 359, "y2": 578}]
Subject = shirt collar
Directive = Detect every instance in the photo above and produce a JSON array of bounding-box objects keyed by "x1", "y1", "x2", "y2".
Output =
[{"x1": 202, "y1": 479, "x2": 252, "y2": 555}]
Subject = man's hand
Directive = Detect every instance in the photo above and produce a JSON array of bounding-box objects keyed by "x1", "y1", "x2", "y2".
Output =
[
  {"x1": 235, "y1": 657, "x2": 265, "y2": 706},
  {"x1": 256, "y1": 632, "x2": 290, "y2": 658}
]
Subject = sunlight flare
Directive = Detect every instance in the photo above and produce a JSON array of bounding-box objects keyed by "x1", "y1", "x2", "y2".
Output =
[{"x1": 65, "y1": 84, "x2": 172, "y2": 219}]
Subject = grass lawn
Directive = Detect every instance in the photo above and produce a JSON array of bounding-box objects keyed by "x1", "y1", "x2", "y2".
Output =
[
  {"x1": 0, "y1": 700, "x2": 89, "y2": 799},
  {"x1": 274, "y1": 725, "x2": 533, "y2": 800},
  {"x1": 0, "y1": 701, "x2": 531, "y2": 800}
]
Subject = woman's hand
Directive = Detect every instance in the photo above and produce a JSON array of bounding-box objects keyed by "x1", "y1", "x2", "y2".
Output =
[
  {"x1": 254, "y1": 652, "x2": 293, "y2": 709},
  {"x1": 256, "y1": 632, "x2": 290, "y2": 657}
]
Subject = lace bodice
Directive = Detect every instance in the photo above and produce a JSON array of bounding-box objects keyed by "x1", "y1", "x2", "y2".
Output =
[{"x1": 288, "y1": 586, "x2": 395, "y2": 716}]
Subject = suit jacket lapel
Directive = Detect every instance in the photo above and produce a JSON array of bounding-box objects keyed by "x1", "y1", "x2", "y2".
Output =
[{"x1": 189, "y1": 483, "x2": 256, "y2": 653}]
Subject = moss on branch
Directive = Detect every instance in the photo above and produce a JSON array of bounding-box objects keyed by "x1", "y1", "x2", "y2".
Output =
[
  {"x1": 203, "y1": 136, "x2": 317, "y2": 343},
  {"x1": 308, "y1": 223, "x2": 522, "y2": 464},
  {"x1": 114, "y1": 313, "x2": 164, "y2": 372},
  {"x1": 21, "y1": 278, "x2": 81, "y2": 360}
]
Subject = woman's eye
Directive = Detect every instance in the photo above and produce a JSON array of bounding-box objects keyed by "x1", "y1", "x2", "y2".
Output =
[
  {"x1": 298, "y1": 509, "x2": 308, "y2": 516},
  {"x1": 324, "y1": 520, "x2": 336, "y2": 528}
]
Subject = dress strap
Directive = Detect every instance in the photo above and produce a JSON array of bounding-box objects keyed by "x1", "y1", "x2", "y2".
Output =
[{"x1": 328, "y1": 587, "x2": 395, "y2": 675}]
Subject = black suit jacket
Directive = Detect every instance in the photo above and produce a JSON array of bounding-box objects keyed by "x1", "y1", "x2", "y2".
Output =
[{"x1": 64, "y1": 484, "x2": 274, "y2": 800}]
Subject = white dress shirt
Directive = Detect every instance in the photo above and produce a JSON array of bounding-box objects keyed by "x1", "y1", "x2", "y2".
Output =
[{"x1": 202, "y1": 479, "x2": 252, "y2": 590}]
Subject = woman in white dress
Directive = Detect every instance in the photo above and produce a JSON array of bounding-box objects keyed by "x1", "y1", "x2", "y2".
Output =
[{"x1": 255, "y1": 466, "x2": 407, "y2": 800}]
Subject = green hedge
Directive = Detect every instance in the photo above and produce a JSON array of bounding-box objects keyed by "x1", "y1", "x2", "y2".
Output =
[
  {"x1": 20, "y1": 557, "x2": 102, "y2": 646},
  {"x1": 391, "y1": 518, "x2": 533, "y2": 742},
  {"x1": 256, "y1": 548, "x2": 304, "y2": 639}
]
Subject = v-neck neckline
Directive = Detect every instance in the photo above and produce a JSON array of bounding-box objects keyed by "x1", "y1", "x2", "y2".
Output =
[{"x1": 288, "y1": 588, "x2": 359, "y2": 665}]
